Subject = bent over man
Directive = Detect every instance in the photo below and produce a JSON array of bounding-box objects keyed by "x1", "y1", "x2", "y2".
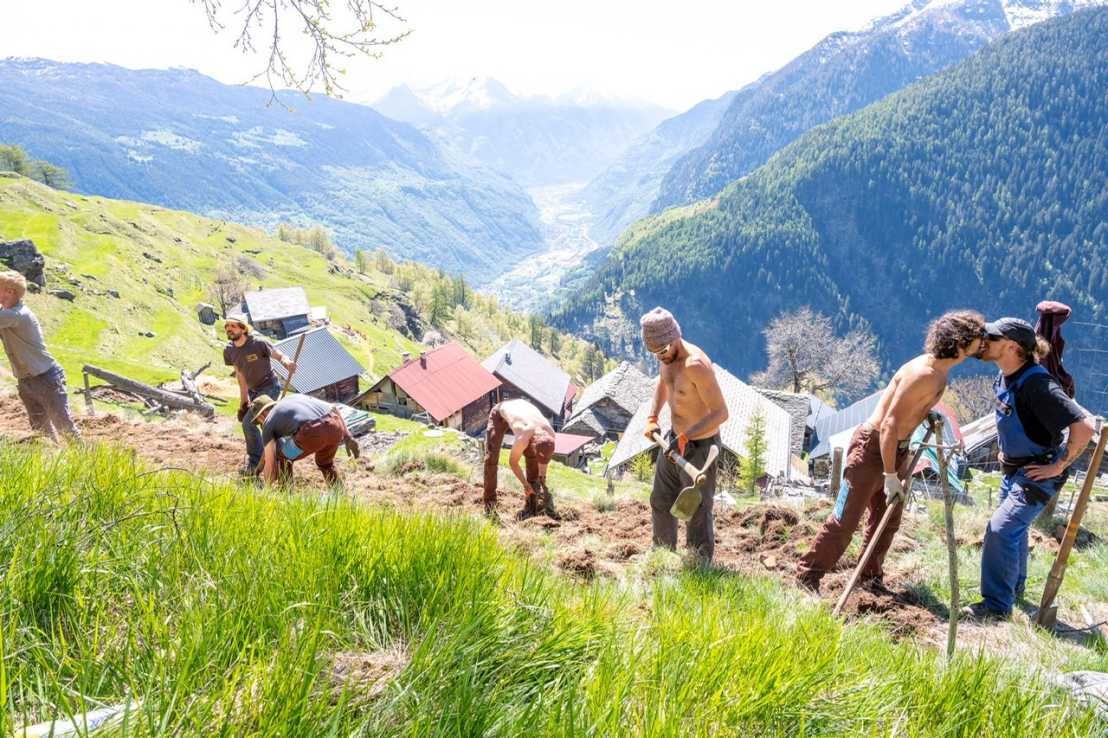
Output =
[
  {"x1": 223, "y1": 317, "x2": 296, "y2": 474},
  {"x1": 248, "y1": 394, "x2": 358, "y2": 486},
  {"x1": 482, "y1": 398, "x2": 557, "y2": 520},
  {"x1": 962, "y1": 318, "x2": 1094, "y2": 621},
  {"x1": 0, "y1": 270, "x2": 79, "y2": 441},
  {"x1": 796, "y1": 310, "x2": 985, "y2": 593},
  {"x1": 640, "y1": 307, "x2": 728, "y2": 564}
]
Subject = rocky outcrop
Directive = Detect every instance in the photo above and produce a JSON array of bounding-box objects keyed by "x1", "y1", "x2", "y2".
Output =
[{"x1": 0, "y1": 239, "x2": 46, "y2": 290}]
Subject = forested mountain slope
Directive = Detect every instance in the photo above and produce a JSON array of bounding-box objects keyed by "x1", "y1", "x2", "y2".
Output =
[
  {"x1": 552, "y1": 9, "x2": 1108, "y2": 409},
  {"x1": 653, "y1": 0, "x2": 1102, "y2": 212}
]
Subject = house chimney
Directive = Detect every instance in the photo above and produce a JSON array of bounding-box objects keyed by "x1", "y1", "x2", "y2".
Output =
[
  {"x1": 419, "y1": 352, "x2": 427, "y2": 369},
  {"x1": 402, "y1": 352, "x2": 411, "y2": 363}
]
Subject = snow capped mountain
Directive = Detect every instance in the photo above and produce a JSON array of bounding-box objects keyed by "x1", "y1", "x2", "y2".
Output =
[{"x1": 372, "y1": 78, "x2": 670, "y2": 186}]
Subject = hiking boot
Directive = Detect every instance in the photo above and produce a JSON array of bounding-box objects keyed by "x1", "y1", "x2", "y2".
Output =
[
  {"x1": 343, "y1": 436, "x2": 361, "y2": 459},
  {"x1": 483, "y1": 503, "x2": 503, "y2": 527},
  {"x1": 859, "y1": 577, "x2": 895, "y2": 596},
  {"x1": 795, "y1": 573, "x2": 821, "y2": 594},
  {"x1": 960, "y1": 601, "x2": 1009, "y2": 623},
  {"x1": 239, "y1": 463, "x2": 260, "y2": 478},
  {"x1": 516, "y1": 494, "x2": 539, "y2": 521},
  {"x1": 541, "y1": 485, "x2": 561, "y2": 520}
]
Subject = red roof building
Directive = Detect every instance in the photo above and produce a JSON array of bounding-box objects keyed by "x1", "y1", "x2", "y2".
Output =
[{"x1": 358, "y1": 342, "x2": 501, "y2": 433}]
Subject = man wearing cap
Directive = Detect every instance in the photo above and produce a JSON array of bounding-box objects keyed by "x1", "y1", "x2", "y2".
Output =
[
  {"x1": 223, "y1": 317, "x2": 296, "y2": 474},
  {"x1": 247, "y1": 393, "x2": 359, "y2": 486},
  {"x1": 962, "y1": 317, "x2": 1094, "y2": 621},
  {"x1": 482, "y1": 398, "x2": 558, "y2": 521},
  {"x1": 0, "y1": 270, "x2": 79, "y2": 441},
  {"x1": 796, "y1": 310, "x2": 986, "y2": 593},
  {"x1": 640, "y1": 307, "x2": 728, "y2": 564}
]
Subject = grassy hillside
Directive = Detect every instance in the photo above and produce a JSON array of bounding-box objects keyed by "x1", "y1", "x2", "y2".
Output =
[
  {"x1": 0, "y1": 173, "x2": 607, "y2": 409},
  {"x1": 2, "y1": 441, "x2": 1104, "y2": 736}
]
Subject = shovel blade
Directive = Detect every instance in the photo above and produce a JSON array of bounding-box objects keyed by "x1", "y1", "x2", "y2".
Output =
[{"x1": 671, "y1": 486, "x2": 702, "y2": 522}]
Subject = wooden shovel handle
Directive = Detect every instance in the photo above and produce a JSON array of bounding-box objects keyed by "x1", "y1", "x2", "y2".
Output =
[
  {"x1": 278, "y1": 332, "x2": 308, "y2": 401},
  {"x1": 651, "y1": 431, "x2": 713, "y2": 482}
]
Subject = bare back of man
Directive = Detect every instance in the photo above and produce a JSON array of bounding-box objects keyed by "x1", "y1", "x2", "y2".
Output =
[{"x1": 498, "y1": 398, "x2": 556, "y2": 443}]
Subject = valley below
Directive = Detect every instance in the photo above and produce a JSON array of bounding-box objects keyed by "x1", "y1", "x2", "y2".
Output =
[{"x1": 486, "y1": 182, "x2": 604, "y2": 313}]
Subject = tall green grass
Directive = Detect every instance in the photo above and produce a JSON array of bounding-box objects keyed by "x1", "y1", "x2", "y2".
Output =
[{"x1": 0, "y1": 442, "x2": 1102, "y2": 736}]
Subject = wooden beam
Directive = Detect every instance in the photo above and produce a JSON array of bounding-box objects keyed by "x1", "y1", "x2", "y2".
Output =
[{"x1": 81, "y1": 365, "x2": 215, "y2": 417}]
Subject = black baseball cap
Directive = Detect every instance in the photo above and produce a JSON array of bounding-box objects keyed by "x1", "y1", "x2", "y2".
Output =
[{"x1": 983, "y1": 317, "x2": 1037, "y2": 351}]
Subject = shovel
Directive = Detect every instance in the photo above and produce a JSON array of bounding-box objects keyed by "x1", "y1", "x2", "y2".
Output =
[{"x1": 651, "y1": 431, "x2": 720, "y2": 522}]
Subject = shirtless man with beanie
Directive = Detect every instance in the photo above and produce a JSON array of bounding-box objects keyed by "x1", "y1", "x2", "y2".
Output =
[
  {"x1": 640, "y1": 307, "x2": 728, "y2": 564},
  {"x1": 482, "y1": 398, "x2": 558, "y2": 521},
  {"x1": 795, "y1": 310, "x2": 985, "y2": 593}
]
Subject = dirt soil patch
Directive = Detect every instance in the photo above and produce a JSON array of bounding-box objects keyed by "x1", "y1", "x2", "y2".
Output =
[
  {"x1": 326, "y1": 646, "x2": 409, "y2": 707},
  {"x1": 0, "y1": 394, "x2": 937, "y2": 634}
]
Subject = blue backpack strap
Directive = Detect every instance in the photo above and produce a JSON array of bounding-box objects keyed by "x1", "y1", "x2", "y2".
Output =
[{"x1": 1009, "y1": 364, "x2": 1049, "y2": 391}]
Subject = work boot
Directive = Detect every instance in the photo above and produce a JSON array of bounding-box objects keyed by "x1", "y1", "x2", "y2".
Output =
[
  {"x1": 516, "y1": 494, "x2": 539, "y2": 521},
  {"x1": 859, "y1": 576, "x2": 894, "y2": 596},
  {"x1": 540, "y1": 482, "x2": 560, "y2": 520},
  {"x1": 483, "y1": 502, "x2": 503, "y2": 527},
  {"x1": 795, "y1": 572, "x2": 821, "y2": 594},
  {"x1": 343, "y1": 435, "x2": 361, "y2": 459},
  {"x1": 959, "y1": 601, "x2": 1009, "y2": 623}
]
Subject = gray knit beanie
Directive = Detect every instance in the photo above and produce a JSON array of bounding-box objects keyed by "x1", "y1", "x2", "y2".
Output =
[{"x1": 640, "y1": 307, "x2": 681, "y2": 352}]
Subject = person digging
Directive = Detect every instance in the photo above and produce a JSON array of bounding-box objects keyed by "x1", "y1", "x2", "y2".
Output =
[
  {"x1": 482, "y1": 398, "x2": 559, "y2": 522},
  {"x1": 248, "y1": 394, "x2": 360, "y2": 487},
  {"x1": 640, "y1": 307, "x2": 728, "y2": 565},
  {"x1": 223, "y1": 317, "x2": 296, "y2": 476},
  {"x1": 795, "y1": 310, "x2": 986, "y2": 594},
  {"x1": 961, "y1": 317, "x2": 1094, "y2": 622}
]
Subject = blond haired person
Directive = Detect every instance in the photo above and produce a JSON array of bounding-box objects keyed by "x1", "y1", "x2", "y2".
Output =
[{"x1": 0, "y1": 270, "x2": 79, "y2": 441}]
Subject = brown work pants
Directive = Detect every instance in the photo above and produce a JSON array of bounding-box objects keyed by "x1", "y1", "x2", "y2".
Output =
[
  {"x1": 275, "y1": 410, "x2": 348, "y2": 484},
  {"x1": 797, "y1": 424, "x2": 909, "y2": 585},
  {"x1": 482, "y1": 404, "x2": 554, "y2": 508}
]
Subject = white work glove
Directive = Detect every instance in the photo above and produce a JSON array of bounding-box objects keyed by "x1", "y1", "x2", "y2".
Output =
[{"x1": 883, "y1": 473, "x2": 906, "y2": 506}]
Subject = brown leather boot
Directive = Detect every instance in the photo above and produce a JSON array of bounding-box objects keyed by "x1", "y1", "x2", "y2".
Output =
[
  {"x1": 540, "y1": 481, "x2": 560, "y2": 520},
  {"x1": 516, "y1": 493, "x2": 539, "y2": 521}
]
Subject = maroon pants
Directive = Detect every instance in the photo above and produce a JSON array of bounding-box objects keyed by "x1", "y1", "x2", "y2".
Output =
[
  {"x1": 797, "y1": 424, "x2": 909, "y2": 584},
  {"x1": 276, "y1": 410, "x2": 348, "y2": 484},
  {"x1": 482, "y1": 404, "x2": 554, "y2": 507}
]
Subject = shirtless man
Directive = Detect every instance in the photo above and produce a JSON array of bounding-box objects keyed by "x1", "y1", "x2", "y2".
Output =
[
  {"x1": 640, "y1": 307, "x2": 729, "y2": 563},
  {"x1": 482, "y1": 398, "x2": 558, "y2": 520},
  {"x1": 795, "y1": 310, "x2": 985, "y2": 592}
]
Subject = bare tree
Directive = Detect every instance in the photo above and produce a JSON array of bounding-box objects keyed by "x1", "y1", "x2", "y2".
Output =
[
  {"x1": 209, "y1": 267, "x2": 247, "y2": 317},
  {"x1": 190, "y1": 0, "x2": 409, "y2": 102},
  {"x1": 751, "y1": 307, "x2": 879, "y2": 403},
  {"x1": 946, "y1": 375, "x2": 996, "y2": 425}
]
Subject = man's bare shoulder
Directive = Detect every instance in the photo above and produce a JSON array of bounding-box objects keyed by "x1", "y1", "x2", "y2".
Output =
[{"x1": 895, "y1": 355, "x2": 945, "y2": 392}]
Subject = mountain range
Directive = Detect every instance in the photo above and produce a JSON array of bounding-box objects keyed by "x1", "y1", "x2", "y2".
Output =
[
  {"x1": 552, "y1": 8, "x2": 1108, "y2": 411},
  {"x1": 0, "y1": 60, "x2": 542, "y2": 283},
  {"x1": 373, "y1": 78, "x2": 670, "y2": 187}
]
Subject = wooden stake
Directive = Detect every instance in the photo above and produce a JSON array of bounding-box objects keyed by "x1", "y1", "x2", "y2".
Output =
[
  {"x1": 83, "y1": 369, "x2": 94, "y2": 416},
  {"x1": 935, "y1": 416, "x2": 959, "y2": 659},
  {"x1": 1035, "y1": 418, "x2": 1107, "y2": 628},
  {"x1": 831, "y1": 447, "x2": 844, "y2": 497}
]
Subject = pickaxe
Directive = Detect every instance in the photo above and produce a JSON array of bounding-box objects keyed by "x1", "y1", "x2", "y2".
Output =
[{"x1": 650, "y1": 431, "x2": 720, "y2": 521}]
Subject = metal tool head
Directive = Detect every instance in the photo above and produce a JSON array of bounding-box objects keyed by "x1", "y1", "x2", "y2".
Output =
[{"x1": 669, "y1": 446, "x2": 720, "y2": 522}]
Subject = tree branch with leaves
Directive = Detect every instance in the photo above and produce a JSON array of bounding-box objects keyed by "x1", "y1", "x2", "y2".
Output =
[{"x1": 190, "y1": 0, "x2": 409, "y2": 102}]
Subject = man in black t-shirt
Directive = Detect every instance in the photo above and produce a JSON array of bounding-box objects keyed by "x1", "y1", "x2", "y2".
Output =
[
  {"x1": 962, "y1": 317, "x2": 1095, "y2": 621},
  {"x1": 223, "y1": 318, "x2": 297, "y2": 473}
]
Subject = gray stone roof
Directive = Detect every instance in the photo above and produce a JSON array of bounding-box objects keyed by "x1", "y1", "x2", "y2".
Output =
[
  {"x1": 608, "y1": 365, "x2": 795, "y2": 479},
  {"x1": 245, "y1": 286, "x2": 310, "y2": 323},
  {"x1": 561, "y1": 407, "x2": 607, "y2": 438},
  {"x1": 482, "y1": 339, "x2": 570, "y2": 416},
  {"x1": 752, "y1": 388, "x2": 811, "y2": 459},
  {"x1": 270, "y1": 327, "x2": 365, "y2": 395},
  {"x1": 570, "y1": 361, "x2": 655, "y2": 419}
]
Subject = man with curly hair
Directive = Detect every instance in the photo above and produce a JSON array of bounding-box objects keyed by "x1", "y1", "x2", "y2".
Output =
[{"x1": 796, "y1": 310, "x2": 985, "y2": 593}]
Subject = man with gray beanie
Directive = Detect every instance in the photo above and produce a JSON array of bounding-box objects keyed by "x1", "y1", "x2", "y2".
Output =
[{"x1": 640, "y1": 306, "x2": 728, "y2": 563}]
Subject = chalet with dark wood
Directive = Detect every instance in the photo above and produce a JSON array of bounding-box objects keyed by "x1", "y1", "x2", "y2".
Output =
[
  {"x1": 360, "y1": 342, "x2": 501, "y2": 434},
  {"x1": 242, "y1": 287, "x2": 311, "y2": 339},
  {"x1": 563, "y1": 361, "x2": 655, "y2": 440},
  {"x1": 270, "y1": 327, "x2": 364, "y2": 402}
]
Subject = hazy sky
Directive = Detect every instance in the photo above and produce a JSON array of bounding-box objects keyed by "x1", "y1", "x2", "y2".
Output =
[{"x1": 3, "y1": 0, "x2": 907, "y2": 110}]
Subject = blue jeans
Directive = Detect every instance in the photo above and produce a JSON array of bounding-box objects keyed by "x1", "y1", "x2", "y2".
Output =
[
  {"x1": 242, "y1": 380, "x2": 280, "y2": 467},
  {"x1": 979, "y1": 473, "x2": 1057, "y2": 614}
]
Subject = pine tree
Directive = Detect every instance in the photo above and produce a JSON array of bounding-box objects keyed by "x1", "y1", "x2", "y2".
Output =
[
  {"x1": 739, "y1": 411, "x2": 767, "y2": 494},
  {"x1": 354, "y1": 249, "x2": 371, "y2": 274}
]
